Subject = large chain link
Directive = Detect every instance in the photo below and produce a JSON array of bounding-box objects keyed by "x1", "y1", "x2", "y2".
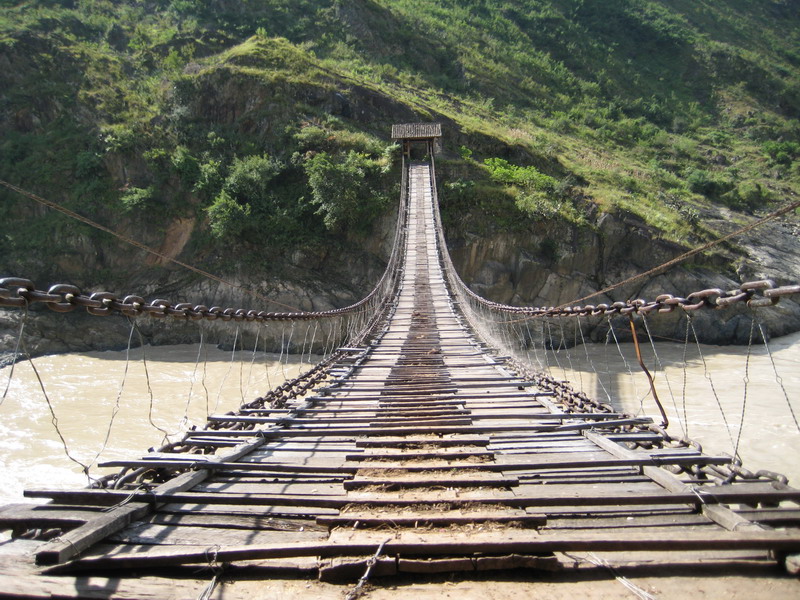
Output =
[
  {"x1": 0, "y1": 277, "x2": 379, "y2": 322},
  {"x1": 462, "y1": 279, "x2": 800, "y2": 318}
]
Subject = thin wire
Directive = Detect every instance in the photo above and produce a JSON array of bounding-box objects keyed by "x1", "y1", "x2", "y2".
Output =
[
  {"x1": 1, "y1": 309, "x2": 27, "y2": 405},
  {"x1": 299, "y1": 322, "x2": 311, "y2": 369},
  {"x1": 133, "y1": 322, "x2": 170, "y2": 445},
  {"x1": 200, "y1": 326, "x2": 211, "y2": 419},
  {"x1": 546, "y1": 319, "x2": 565, "y2": 377},
  {"x1": 283, "y1": 323, "x2": 296, "y2": 379},
  {"x1": 756, "y1": 321, "x2": 800, "y2": 435},
  {"x1": 19, "y1": 335, "x2": 90, "y2": 477},
  {"x1": 553, "y1": 196, "x2": 800, "y2": 310},
  {"x1": 560, "y1": 319, "x2": 579, "y2": 390},
  {"x1": 688, "y1": 316, "x2": 737, "y2": 452},
  {"x1": 681, "y1": 317, "x2": 691, "y2": 437},
  {"x1": 0, "y1": 179, "x2": 302, "y2": 312},
  {"x1": 577, "y1": 317, "x2": 612, "y2": 403},
  {"x1": 88, "y1": 319, "x2": 136, "y2": 469},
  {"x1": 572, "y1": 317, "x2": 584, "y2": 393},
  {"x1": 243, "y1": 324, "x2": 261, "y2": 400},
  {"x1": 608, "y1": 317, "x2": 641, "y2": 412},
  {"x1": 184, "y1": 324, "x2": 205, "y2": 422},
  {"x1": 213, "y1": 327, "x2": 239, "y2": 415},
  {"x1": 642, "y1": 314, "x2": 685, "y2": 437},
  {"x1": 262, "y1": 324, "x2": 273, "y2": 392},
  {"x1": 307, "y1": 322, "x2": 320, "y2": 366},
  {"x1": 733, "y1": 319, "x2": 756, "y2": 460}
]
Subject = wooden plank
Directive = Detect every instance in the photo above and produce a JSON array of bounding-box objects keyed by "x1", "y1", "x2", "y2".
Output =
[
  {"x1": 108, "y1": 523, "x2": 327, "y2": 546},
  {"x1": 317, "y1": 511, "x2": 545, "y2": 527},
  {"x1": 34, "y1": 503, "x2": 150, "y2": 566},
  {"x1": 56, "y1": 529, "x2": 800, "y2": 572},
  {"x1": 184, "y1": 421, "x2": 653, "y2": 438},
  {"x1": 0, "y1": 504, "x2": 102, "y2": 529},
  {"x1": 347, "y1": 450, "x2": 494, "y2": 461},
  {"x1": 98, "y1": 460, "x2": 354, "y2": 474},
  {"x1": 206, "y1": 412, "x2": 627, "y2": 425},
  {"x1": 356, "y1": 436, "x2": 489, "y2": 448},
  {"x1": 343, "y1": 475, "x2": 519, "y2": 491},
  {"x1": 25, "y1": 486, "x2": 800, "y2": 510},
  {"x1": 35, "y1": 435, "x2": 272, "y2": 565},
  {"x1": 583, "y1": 431, "x2": 772, "y2": 532},
  {"x1": 149, "y1": 512, "x2": 325, "y2": 531}
]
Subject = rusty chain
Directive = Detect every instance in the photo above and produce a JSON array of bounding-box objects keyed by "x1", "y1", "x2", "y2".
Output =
[
  {"x1": 0, "y1": 166, "x2": 411, "y2": 324},
  {"x1": 459, "y1": 279, "x2": 800, "y2": 319},
  {"x1": 0, "y1": 277, "x2": 389, "y2": 322}
]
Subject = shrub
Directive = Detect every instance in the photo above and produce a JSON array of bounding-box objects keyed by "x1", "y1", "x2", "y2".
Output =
[
  {"x1": 171, "y1": 145, "x2": 201, "y2": 184},
  {"x1": 305, "y1": 151, "x2": 386, "y2": 232},
  {"x1": 763, "y1": 140, "x2": 799, "y2": 165},
  {"x1": 193, "y1": 159, "x2": 223, "y2": 197},
  {"x1": 120, "y1": 185, "x2": 156, "y2": 211},
  {"x1": 686, "y1": 169, "x2": 725, "y2": 197},
  {"x1": 223, "y1": 154, "x2": 283, "y2": 203},
  {"x1": 206, "y1": 190, "x2": 251, "y2": 238},
  {"x1": 483, "y1": 157, "x2": 556, "y2": 192}
]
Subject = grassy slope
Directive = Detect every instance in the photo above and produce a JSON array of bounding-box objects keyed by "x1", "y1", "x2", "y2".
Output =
[{"x1": 0, "y1": 0, "x2": 798, "y2": 284}]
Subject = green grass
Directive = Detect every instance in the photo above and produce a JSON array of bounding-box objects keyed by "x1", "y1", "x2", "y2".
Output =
[{"x1": 0, "y1": 0, "x2": 798, "y2": 280}]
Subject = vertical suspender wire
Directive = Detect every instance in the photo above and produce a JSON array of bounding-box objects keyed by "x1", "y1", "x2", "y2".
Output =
[
  {"x1": 175, "y1": 322, "x2": 206, "y2": 434},
  {"x1": 213, "y1": 326, "x2": 239, "y2": 416},
  {"x1": 243, "y1": 323, "x2": 261, "y2": 401},
  {"x1": 733, "y1": 318, "x2": 756, "y2": 461},
  {"x1": 16, "y1": 303, "x2": 91, "y2": 478},
  {"x1": 262, "y1": 323, "x2": 273, "y2": 393},
  {"x1": 755, "y1": 321, "x2": 800, "y2": 435},
  {"x1": 88, "y1": 319, "x2": 137, "y2": 470},
  {"x1": 132, "y1": 321, "x2": 170, "y2": 444},
  {"x1": 577, "y1": 316, "x2": 612, "y2": 404},
  {"x1": 681, "y1": 317, "x2": 692, "y2": 438},
  {"x1": 1, "y1": 311, "x2": 26, "y2": 405},
  {"x1": 687, "y1": 314, "x2": 737, "y2": 453},
  {"x1": 641, "y1": 314, "x2": 684, "y2": 437},
  {"x1": 607, "y1": 316, "x2": 641, "y2": 413}
]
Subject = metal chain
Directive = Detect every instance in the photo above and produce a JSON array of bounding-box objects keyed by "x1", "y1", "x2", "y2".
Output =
[{"x1": 7, "y1": 276, "x2": 790, "y2": 323}]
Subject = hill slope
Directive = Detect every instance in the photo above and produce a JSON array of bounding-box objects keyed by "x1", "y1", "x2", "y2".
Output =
[{"x1": 1, "y1": 0, "x2": 799, "y2": 341}]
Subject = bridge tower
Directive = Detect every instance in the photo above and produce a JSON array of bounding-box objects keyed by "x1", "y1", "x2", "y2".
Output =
[{"x1": 391, "y1": 122, "x2": 442, "y2": 159}]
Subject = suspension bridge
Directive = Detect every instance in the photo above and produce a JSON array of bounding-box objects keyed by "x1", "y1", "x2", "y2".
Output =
[{"x1": 1, "y1": 124, "x2": 800, "y2": 598}]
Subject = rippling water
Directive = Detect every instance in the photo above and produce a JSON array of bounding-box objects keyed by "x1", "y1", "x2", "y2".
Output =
[
  {"x1": 542, "y1": 330, "x2": 800, "y2": 485},
  {"x1": 0, "y1": 345, "x2": 315, "y2": 504},
  {"x1": 0, "y1": 334, "x2": 798, "y2": 504}
]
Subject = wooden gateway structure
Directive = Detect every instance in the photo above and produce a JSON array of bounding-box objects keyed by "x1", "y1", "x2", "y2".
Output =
[
  {"x1": 0, "y1": 129, "x2": 799, "y2": 597},
  {"x1": 392, "y1": 122, "x2": 442, "y2": 159}
]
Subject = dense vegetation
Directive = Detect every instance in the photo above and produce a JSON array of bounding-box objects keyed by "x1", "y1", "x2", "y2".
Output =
[{"x1": 1, "y1": 0, "x2": 798, "y2": 285}]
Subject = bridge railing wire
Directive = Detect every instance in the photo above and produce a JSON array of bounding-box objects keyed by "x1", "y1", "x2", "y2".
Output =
[
  {"x1": 429, "y1": 154, "x2": 800, "y2": 486},
  {"x1": 0, "y1": 160, "x2": 410, "y2": 489}
]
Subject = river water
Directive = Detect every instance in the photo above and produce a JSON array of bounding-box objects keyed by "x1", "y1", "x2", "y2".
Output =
[
  {"x1": 539, "y1": 330, "x2": 800, "y2": 485},
  {"x1": 0, "y1": 345, "x2": 316, "y2": 504},
  {"x1": 0, "y1": 334, "x2": 798, "y2": 504}
]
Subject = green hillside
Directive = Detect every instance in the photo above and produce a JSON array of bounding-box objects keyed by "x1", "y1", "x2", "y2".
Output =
[{"x1": 1, "y1": 0, "x2": 798, "y2": 285}]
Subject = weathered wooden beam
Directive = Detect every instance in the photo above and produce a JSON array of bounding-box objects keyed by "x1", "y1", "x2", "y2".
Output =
[
  {"x1": 34, "y1": 435, "x2": 271, "y2": 565},
  {"x1": 25, "y1": 486, "x2": 800, "y2": 511},
  {"x1": 205, "y1": 412, "x2": 628, "y2": 425},
  {"x1": 34, "y1": 502, "x2": 150, "y2": 566},
  {"x1": 584, "y1": 431, "x2": 776, "y2": 532},
  {"x1": 182, "y1": 419, "x2": 653, "y2": 439},
  {"x1": 53, "y1": 529, "x2": 800, "y2": 572}
]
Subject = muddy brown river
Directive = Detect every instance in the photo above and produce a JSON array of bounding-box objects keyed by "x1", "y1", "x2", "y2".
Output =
[{"x1": 0, "y1": 333, "x2": 798, "y2": 503}]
